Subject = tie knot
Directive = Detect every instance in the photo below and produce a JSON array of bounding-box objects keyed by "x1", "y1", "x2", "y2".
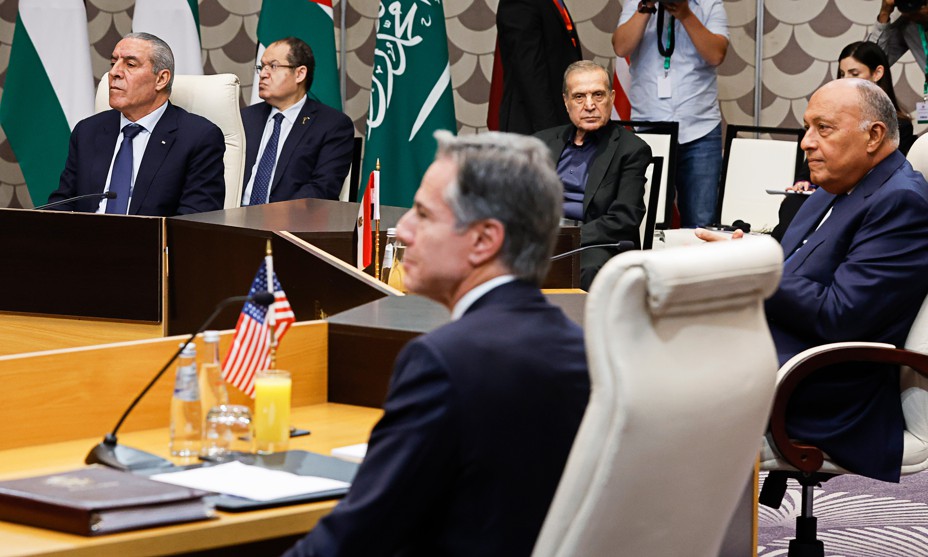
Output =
[
  {"x1": 273, "y1": 113, "x2": 284, "y2": 124},
  {"x1": 122, "y1": 123, "x2": 143, "y2": 140}
]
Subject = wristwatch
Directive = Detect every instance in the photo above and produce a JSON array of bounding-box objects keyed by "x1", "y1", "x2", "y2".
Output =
[{"x1": 638, "y1": 1, "x2": 657, "y2": 13}]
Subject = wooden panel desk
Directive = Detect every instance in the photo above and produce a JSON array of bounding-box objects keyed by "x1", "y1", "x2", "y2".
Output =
[
  {"x1": 0, "y1": 404, "x2": 382, "y2": 557},
  {"x1": 0, "y1": 209, "x2": 166, "y2": 355}
]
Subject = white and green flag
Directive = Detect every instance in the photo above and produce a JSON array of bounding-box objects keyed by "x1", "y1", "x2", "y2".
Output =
[
  {"x1": 362, "y1": 0, "x2": 456, "y2": 208},
  {"x1": 132, "y1": 0, "x2": 203, "y2": 75},
  {"x1": 0, "y1": 0, "x2": 94, "y2": 206},
  {"x1": 249, "y1": 0, "x2": 341, "y2": 110}
]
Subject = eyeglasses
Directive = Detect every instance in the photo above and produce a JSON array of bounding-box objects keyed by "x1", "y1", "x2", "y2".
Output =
[
  {"x1": 569, "y1": 91, "x2": 609, "y2": 105},
  {"x1": 255, "y1": 62, "x2": 298, "y2": 73}
]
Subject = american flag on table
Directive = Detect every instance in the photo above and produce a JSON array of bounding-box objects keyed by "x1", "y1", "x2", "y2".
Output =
[{"x1": 221, "y1": 256, "x2": 295, "y2": 397}]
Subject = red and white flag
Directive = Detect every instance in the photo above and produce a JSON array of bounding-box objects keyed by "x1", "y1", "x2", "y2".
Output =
[
  {"x1": 355, "y1": 169, "x2": 379, "y2": 269},
  {"x1": 221, "y1": 257, "x2": 295, "y2": 397},
  {"x1": 612, "y1": 55, "x2": 632, "y2": 121}
]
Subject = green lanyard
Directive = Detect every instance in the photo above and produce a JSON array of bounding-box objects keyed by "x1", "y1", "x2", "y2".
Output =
[
  {"x1": 657, "y1": 13, "x2": 675, "y2": 72},
  {"x1": 919, "y1": 24, "x2": 928, "y2": 97},
  {"x1": 665, "y1": 23, "x2": 673, "y2": 72}
]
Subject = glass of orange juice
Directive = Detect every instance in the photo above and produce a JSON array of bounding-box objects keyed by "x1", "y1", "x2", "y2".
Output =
[{"x1": 254, "y1": 369, "x2": 291, "y2": 454}]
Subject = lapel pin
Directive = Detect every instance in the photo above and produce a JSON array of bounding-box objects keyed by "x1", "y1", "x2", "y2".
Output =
[
  {"x1": 302, "y1": 116, "x2": 310, "y2": 125},
  {"x1": 161, "y1": 140, "x2": 166, "y2": 144}
]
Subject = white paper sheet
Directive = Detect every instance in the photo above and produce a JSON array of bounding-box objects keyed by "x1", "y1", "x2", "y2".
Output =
[
  {"x1": 151, "y1": 461, "x2": 350, "y2": 501},
  {"x1": 331, "y1": 443, "x2": 368, "y2": 463}
]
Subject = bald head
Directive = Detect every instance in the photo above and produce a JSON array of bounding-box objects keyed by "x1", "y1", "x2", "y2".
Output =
[{"x1": 800, "y1": 79, "x2": 898, "y2": 194}]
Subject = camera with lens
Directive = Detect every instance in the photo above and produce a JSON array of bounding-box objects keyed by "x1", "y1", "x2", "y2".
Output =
[{"x1": 897, "y1": 0, "x2": 927, "y2": 13}]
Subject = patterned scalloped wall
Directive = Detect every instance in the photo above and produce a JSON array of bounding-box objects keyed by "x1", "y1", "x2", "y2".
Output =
[{"x1": 0, "y1": 0, "x2": 909, "y2": 208}]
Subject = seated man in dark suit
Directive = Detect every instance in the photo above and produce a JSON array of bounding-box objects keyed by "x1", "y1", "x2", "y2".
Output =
[
  {"x1": 49, "y1": 32, "x2": 225, "y2": 216},
  {"x1": 698, "y1": 78, "x2": 928, "y2": 482},
  {"x1": 535, "y1": 60, "x2": 650, "y2": 290},
  {"x1": 241, "y1": 37, "x2": 354, "y2": 205},
  {"x1": 283, "y1": 131, "x2": 590, "y2": 557}
]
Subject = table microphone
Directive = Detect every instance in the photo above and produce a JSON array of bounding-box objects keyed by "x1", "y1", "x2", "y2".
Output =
[
  {"x1": 86, "y1": 291, "x2": 276, "y2": 471},
  {"x1": 550, "y1": 241, "x2": 636, "y2": 262},
  {"x1": 33, "y1": 191, "x2": 116, "y2": 211}
]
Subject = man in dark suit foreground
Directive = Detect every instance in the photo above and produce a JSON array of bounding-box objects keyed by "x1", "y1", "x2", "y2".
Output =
[
  {"x1": 283, "y1": 131, "x2": 590, "y2": 557},
  {"x1": 49, "y1": 32, "x2": 225, "y2": 216},
  {"x1": 241, "y1": 37, "x2": 354, "y2": 205},
  {"x1": 536, "y1": 60, "x2": 650, "y2": 290},
  {"x1": 698, "y1": 78, "x2": 928, "y2": 481}
]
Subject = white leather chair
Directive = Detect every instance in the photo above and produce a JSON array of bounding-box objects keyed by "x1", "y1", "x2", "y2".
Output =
[
  {"x1": 906, "y1": 133, "x2": 928, "y2": 178},
  {"x1": 533, "y1": 237, "x2": 783, "y2": 557},
  {"x1": 759, "y1": 291, "x2": 928, "y2": 556},
  {"x1": 717, "y1": 125, "x2": 804, "y2": 233},
  {"x1": 95, "y1": 73, "x2": 245, "y2": 209}
]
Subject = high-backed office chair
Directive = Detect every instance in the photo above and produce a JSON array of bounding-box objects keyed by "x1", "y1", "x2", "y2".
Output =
[
  {"x1": 760, "y1": 291, "x2": 928, "y2": 557},
  {"x1": 640, "y1": 156, "x2": 663, "y2": 250},
  {"x1": 339, "y1": 136, "x2": 363, "y2": 202},
  {"x1": 906, "y1": 133, "x2": 928, "y2": 178},
  {"x1": 95, "y1": 73, "x2": 246, "y2": 209},
  {"x1": 614, "y1": 120, "x2": 678, "y2": 229},
  {"x1": 533, "y1": 237, "x2": 783, "y2": 557},
  {"x1": 716, "y1": 125, "x2": 805, "y2": 232}
]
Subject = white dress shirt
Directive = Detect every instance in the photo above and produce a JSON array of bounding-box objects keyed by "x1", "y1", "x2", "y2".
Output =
[{"x1": 97, "y1": 101, "x2": 168, "y2": 213}]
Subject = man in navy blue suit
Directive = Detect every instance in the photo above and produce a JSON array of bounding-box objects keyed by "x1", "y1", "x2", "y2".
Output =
[
  {"x1": 48, "y1": 33, "x2": 225, "y2": 216},
  {"x1": 283, "y1": 131, "x2": 590, "y2": 557},
  {"x1": 699, "y1": 78, "x2": 928, "y2": 481},
  {"x1": 241, "y1": 37, "x2": 354, "y2": 205}
]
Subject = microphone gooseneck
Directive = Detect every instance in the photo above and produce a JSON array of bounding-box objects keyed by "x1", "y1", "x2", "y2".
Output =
[
  {"x1": 86, "y1": 292, "x2": 276, "y2": 471},
  {"x1": 550, "y1": 241, "x2": 636, "y2": 262},
  {"x1": 34, "y1": 191, "x2": 116, "y2": 211}
]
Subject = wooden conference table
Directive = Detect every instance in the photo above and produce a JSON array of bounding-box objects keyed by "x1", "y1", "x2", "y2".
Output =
[
  {"x1": 0, "y1": 322, "x2": 386, "y2": 556},
  {"x1": 0, "y1": 404, "x2": 382, "y2": 557}
]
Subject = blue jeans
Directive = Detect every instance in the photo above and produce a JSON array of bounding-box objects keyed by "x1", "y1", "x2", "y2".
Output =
[{"x1": 675, "y1": 124, "x2": 722, "y2": 228}]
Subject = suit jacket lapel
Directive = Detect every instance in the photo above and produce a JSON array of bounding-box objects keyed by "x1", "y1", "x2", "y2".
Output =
[
  {"x1": 92, "y1": 111, "x2": 121, "y2": 194},
  {"x1": 129, "y1": 102, "x2": 178, "y2": 215},
  {"x1": 242, "y1": 103, "x2": 271, "y2": 186},
  {"x1": 583, "y1": 123, "x2": 618, "y2": 216},
  {"x1": 272, "y1": 100, "x2": 317, "y2": 192}
]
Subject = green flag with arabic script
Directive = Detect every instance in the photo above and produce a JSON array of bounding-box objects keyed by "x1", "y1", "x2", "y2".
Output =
[{"x1": 362, "y1": 0, "x2": 457, "y2": 207}]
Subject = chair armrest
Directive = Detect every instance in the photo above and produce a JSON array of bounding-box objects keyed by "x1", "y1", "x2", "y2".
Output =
[{"x1": 769, "y1": 342, "x2": 928, "y2": 473}]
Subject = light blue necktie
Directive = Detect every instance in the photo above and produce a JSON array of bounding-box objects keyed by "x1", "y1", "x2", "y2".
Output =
[
  {"x1": 249, "y1": 113, "x2": 284, "y2": 206},
  {"x1": 106, "y1": 123, "x2": 143, "y2": 214}
]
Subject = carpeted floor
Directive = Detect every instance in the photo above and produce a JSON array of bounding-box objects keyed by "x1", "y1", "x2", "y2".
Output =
[{"x1": 757, "y1": 471, "x2": 928, "y2": 556}]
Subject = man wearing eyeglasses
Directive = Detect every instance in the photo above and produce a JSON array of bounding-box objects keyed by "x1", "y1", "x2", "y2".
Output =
[
  {"x1": 536, "y1": 61, "x2": 651, "y2": 290},
  {"x1": 241, "y1": 37, "x2": 354, "y2": 205}
]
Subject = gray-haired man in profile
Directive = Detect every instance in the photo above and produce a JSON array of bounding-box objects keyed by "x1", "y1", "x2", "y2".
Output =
[{"x1": 283, "y1": 131, "x2": 590, "y2": 557}]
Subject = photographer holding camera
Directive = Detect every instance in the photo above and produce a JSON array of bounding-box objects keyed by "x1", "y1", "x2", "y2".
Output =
[
  {"x1": 612, "y1": 0, "x2": 729, "y2": 229},
  {"x1": 873, "y1": 0, "x2": 928, "y2": 68}
]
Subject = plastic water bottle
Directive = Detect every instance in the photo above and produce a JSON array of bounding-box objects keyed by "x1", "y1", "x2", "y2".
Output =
[
  {"x1": 199, "y1": 330, "x2": 229, "y2": 419},
  {"x1": 381, "y1": 228, "x2": 397, "y2": 284},
  {"x1": 170, "y1": 342, "x2": 202, "y2": 457}
]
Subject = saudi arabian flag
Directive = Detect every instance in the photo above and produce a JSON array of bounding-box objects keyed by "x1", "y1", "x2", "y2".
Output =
[
  {"x1": 0, "y1": 0, "x2": 94, "y2": 206},
  {"x1": 132, "y1": 0, "x2": 203, "y2": 75},
  {"x1": 249, "y1": 0, "x2": 341, "y2": 110},
  {"x1": 363, "y1": 0, "x2": 456, "y2": 208}
]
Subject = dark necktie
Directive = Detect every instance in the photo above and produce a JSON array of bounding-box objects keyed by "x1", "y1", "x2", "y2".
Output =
[
  {"x1": 106, "y1": 123, "x2": 143, "y2": 215},
  {"x1": 250, "y1": 113, "x2": 284, "y2": 206}
]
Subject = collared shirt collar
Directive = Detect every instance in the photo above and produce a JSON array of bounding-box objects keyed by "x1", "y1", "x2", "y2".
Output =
[
  {"x1": 270, "y1": 94, "x2": 307, "y2": 126},
  {"x1": 450, "y1": 275, "x2": 516, "y2": 321},
  {"x1": 119, "y1": 100, "x2": 168, "y2": 133}
]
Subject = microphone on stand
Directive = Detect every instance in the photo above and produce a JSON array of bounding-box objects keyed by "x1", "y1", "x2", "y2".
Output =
[
  {"x1": 86, "y1": 291, "x2": 277, "y2": 471},
  {"x1": 550, "y1": 241, "x2": 636, "y2": 262},
  {"x1": 34, "y1": 191, "x2": 116, "y2": 211}
]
